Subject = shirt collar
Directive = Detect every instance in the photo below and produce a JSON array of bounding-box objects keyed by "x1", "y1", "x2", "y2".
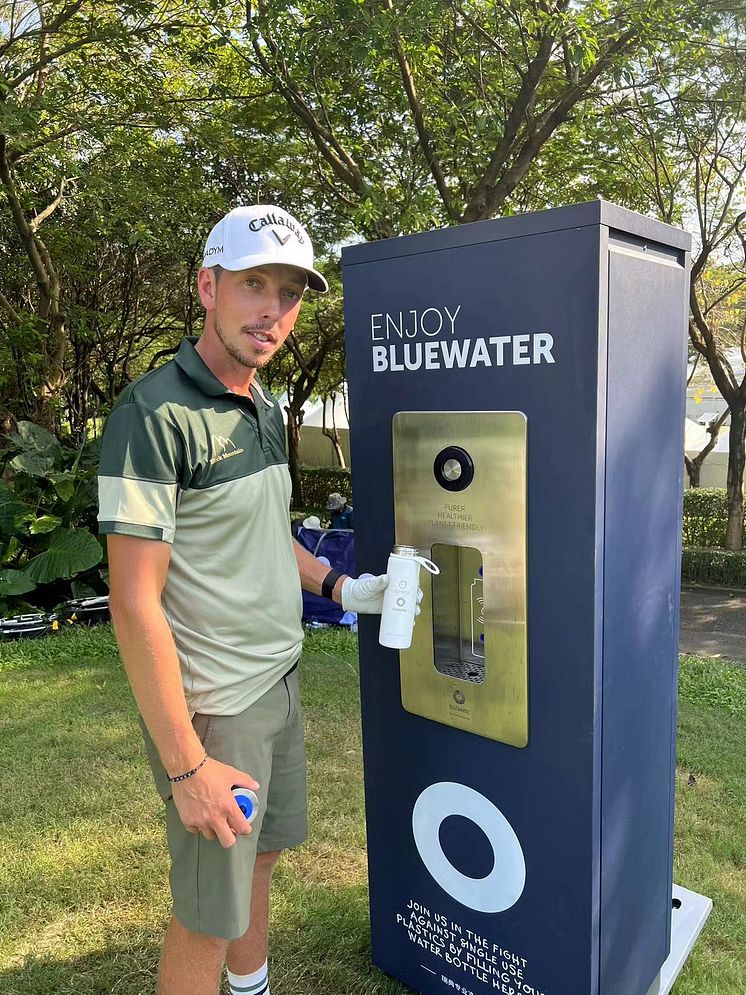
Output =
[
  {"x1": 251, "y1": 379, "x2": 271, "y2": 406},
  {"x1": 175, "y1": 336, "x2": 273, "y2": 406}
]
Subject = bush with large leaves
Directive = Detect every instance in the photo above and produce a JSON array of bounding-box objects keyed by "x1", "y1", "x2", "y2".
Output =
[{"x1": 0, "y1": 422, "x2": 104, "y2": 615}]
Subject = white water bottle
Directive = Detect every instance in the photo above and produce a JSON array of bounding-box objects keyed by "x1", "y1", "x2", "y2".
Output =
[{"x1": 379, "y1": 545, "x2": 439, "y2": 650}]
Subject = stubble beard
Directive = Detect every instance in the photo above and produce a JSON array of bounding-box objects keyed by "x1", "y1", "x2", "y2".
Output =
[{"x1": 215, "y1": 315, "x2": 269, "y2": 369}]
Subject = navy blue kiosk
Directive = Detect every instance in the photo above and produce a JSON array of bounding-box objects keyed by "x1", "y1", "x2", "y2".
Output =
[{"x1": 342, "y1": 202, "x2": 711, "y2": 995}]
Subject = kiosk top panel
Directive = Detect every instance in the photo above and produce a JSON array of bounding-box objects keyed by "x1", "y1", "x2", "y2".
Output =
[{"x1": 342, "y1": 199, "x2": 691, "y2": 265}]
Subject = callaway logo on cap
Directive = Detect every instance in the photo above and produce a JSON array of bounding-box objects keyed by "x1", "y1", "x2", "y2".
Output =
[{"x1": 202, "y1": 205, "x2": 328, "y2": 292}]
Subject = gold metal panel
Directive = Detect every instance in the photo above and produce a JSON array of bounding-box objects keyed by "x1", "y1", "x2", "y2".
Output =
[{"x1": 393, "y1": 411, "x2": 528, "y2": 747}]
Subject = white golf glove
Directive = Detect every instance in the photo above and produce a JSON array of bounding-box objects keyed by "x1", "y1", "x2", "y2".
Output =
[{"x1": 341, "y1": 573, "x2": 423, "y2": 615}]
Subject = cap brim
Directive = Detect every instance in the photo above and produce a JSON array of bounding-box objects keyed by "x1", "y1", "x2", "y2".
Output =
[{"x1": 203, "y1": 252, "x2": 329, "y2": 293}]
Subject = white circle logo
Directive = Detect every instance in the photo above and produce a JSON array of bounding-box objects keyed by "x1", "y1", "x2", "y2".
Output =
[{"x1": 411, "y1": 782, "x2": 526, "y2": 913}]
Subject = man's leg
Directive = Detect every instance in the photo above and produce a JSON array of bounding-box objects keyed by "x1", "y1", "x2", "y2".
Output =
[
  {"x1": 158, "y1": 915, "x2": 228, "y2": 995},
  {"x1": 225, "y1": 849, "x2": 282, "y2": 974},
  {"x1": 224, "y1": 666, "x2": 306, "y2": 985},
  {"x1": 156, "y1": 850, "x2": 280, "y2": 995}
]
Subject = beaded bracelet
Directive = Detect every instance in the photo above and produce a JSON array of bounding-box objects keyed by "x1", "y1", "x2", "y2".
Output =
[{"x1": 167, "y1": 754, "x2": 208, "y2": 783}]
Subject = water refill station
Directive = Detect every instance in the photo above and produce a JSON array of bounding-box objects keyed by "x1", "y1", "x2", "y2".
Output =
[{"x1": 341, "y1": 202, "x2": 712, "y2": 995}]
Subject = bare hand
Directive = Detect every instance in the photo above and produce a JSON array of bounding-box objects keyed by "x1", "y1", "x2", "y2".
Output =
[{"x1": 172, "y1": 759, "x2": 260, "y2": 848}]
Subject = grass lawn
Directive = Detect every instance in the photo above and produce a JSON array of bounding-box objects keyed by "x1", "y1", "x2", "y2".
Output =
[{"x1": 0, "y1": 628, "x2": 743, "y2": 995}]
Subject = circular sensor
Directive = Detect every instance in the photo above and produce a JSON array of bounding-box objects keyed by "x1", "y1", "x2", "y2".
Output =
[{"x1": 433, "y1": 446, "x2": 474, "y2": 492}]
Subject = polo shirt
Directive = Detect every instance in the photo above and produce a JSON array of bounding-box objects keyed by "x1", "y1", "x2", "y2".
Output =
[
  {"x1": 330, "y1": 506, "x2": 354, "y2": 529},
  {"x1": 97, "y1": 336, "x2": 303, "y2": 716}
]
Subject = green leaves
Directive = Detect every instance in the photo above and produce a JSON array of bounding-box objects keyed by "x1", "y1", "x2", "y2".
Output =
[
  {"x1": 0, "y1": 421, "x2": 104, "y2": 610},
  {"x1": 0, "y1": 569, "x2": 37, "y2": 597},
  {"x1": 240, "y1": 0, "x2": 716, "y2": 227},
  {"x1": 50, "y1": 475, "x2": 75, "y2": 502},
  {"x1": 28, "y1": 515, "x2": 63, "y2": 535},
  {"x1": 10, "y1": 420, "x2": 60, "y2": 454},
  {"x1": 10, "y1": 449, "x2": 58, "y2": 477},
  {"x1": 23, "y1": 528, "x2": 103, "y2": 585},
  {"x1": 0, "y1": 485, "x2": 34, "y2": 541},
  {"x1": 8, "y1": 421, "x2": 62, "y2": 478}
]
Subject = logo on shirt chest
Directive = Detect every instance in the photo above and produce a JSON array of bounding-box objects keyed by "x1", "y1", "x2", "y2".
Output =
[{"x1": 210, "y1": 434, "x2": 245, "y2": 464}]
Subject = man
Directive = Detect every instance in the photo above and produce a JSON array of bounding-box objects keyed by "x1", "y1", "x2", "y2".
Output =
[
  {"x1": 97, "y1": 205, "x2": 391, "y2": 995},
  {"x1": 326, "y1": 492, "x2": 354, "y2": 529}
]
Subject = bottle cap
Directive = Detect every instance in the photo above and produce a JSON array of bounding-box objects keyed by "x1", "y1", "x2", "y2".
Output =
[{"x1": 232, "y1": 786, "x2": 259, "y2": 824}]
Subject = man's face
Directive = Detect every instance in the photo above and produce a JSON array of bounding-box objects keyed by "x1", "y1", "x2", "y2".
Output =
[{"x1": 198, "y1": 263, "x2": 306, "y2": 368}]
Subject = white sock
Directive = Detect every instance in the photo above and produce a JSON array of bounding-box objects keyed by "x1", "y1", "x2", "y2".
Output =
[{"x1": 227, "y1": 960, "x2": 269, "y2": 995}]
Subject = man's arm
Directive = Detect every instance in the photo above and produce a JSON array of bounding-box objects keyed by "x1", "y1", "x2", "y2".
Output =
[
  {"x1": 293, "y1": 538, "x2": 395, "y2": 614},
  {"x1": 108, "y1": 534, "x2": 202, "y2": 775},
  {"x1": 293, "y1": 538, "x2": 348, "y2": 601},
  {"x1": 108, "y1": 534, "x2": 257, "y2": 847}
]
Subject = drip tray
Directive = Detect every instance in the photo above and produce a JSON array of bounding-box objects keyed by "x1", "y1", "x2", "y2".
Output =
[{"x1": 434, "y1": 655, "x2": 485, "y2": 685}]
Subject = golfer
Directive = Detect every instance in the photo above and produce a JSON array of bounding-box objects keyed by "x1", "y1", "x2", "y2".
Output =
[{"x1": 97, "y1": 206, "x2": 389, "y2": 995}]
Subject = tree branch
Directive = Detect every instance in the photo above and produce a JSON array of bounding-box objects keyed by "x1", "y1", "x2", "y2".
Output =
[
  {"x1": 7, "y1": 33, "x2": 115, "y2": 90},
  {"x1": 462, "y1": 26, "x2": 558, "y2": 221},
  {"x1": 380, "y1": 0, "x2": 457, "y2": 220},
  {"x1": 0, "y1": 135, "x2": 52, "y2": 297},
  {"x1": 689, "y1": 283, "x2": 739, "y2": 399},
  {"x1": 0, "y1": 288, "x2": 20, "y2": 324},
  {"x1": 147, "y1": 345, "x2": 181, "y2": 371},
  {"x1": 30, "y1": 177, "x2": 74, "y2": 231},
  {"x1": 470, "y1": 26, "x2": 639, "y2": 220},
  {"x1": 8, "y1": 124, "x2": 84, "y2": 165}
]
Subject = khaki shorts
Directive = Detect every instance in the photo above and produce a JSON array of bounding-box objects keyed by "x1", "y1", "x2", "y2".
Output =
[{"x1": 140, "y1": 663, "x2": 307, "y2": 939}]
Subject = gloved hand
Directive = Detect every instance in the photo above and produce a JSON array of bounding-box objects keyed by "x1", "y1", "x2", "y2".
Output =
[
  {"x1": 341, "y1": 574, "x2": 423, "y2": 615},
  {"x1": 341, "y1": 574, "x2": 388, "y2": 613}
]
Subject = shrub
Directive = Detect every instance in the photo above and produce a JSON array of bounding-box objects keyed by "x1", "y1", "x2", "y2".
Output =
[
  {"x1": 299, "y1": 466, "x2": 352, "y2": 509},
  {"x1": 681, "y1": 547, "x2": 746, "y2": 587},
  {"x1": 0, "y1": 422, "x2": 104, "y2": 615},
  {"x1": 682, "y1": 488, "x2": 741, "y2": 548}
]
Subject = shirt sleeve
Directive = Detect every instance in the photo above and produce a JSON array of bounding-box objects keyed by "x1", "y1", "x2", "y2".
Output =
[{"x1": 97, "y1": 400, "x2": 186, "y2": 544}]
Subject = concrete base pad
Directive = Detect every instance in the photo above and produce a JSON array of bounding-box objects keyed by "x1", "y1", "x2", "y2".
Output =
[{"x1": 647, "y1": 884, "x2": 712, "y2": 995}]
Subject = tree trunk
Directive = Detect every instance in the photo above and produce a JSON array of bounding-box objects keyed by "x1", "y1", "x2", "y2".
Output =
[
  {"x1": 65, "y1": 333, "x2": 96, "y2": 444},
  {"x1": 30, "y1": 382, "x2": 60, "y2": 433},
  {"x1": 322, "y1": 428, "x2": 346, "y2": 468},
  {"x1": 685, "y1": 409, "x2": 728, "y2": 490},
  {"x1": 285, "y1": 406, "x2": 304, "y2": 508},
  {"x1": 725, "y1": 404, "x2": 746, "y2": 550},
  {"x1": 321, "y1": 393, "x2": 346, "y2": 467},
  {"x1": 0, "y1": 136, "x2": 66, "y2": 435}
]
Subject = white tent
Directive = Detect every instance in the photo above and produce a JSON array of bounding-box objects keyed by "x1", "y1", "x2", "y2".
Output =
[
  {"x1": 302, "y1": 390, "x2": 350, "y2": 430},
  {"x1": 274, "y1": 393, "x2": 322, "y2": 426},
  {"x1": 684, "y1": 417, "x2": 732, "y2": 453},
  {"x1": 684, "y1": 417, "x2": 709, "y2": 452},
  {"x1": 713, "y1": 430, "x2": 729, "y2": 453}
]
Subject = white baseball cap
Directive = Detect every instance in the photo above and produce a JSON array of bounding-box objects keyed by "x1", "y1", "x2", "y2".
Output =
[{"x1": 202, "y1": 205, "x2": 329, "y2": 292}]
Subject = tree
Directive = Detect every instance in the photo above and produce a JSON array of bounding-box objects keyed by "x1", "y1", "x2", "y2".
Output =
[
  {"x1": 0, "y1": 0, "x2": 192, "y2": 429},
  {"x1": 593, "y1": 19, "x2": 746, "y2": 546},
  {"x1": 193, "y1": 0, "x2": 724, "y2": 488},
  {"x1": 52, "y1": 129, "x2": 227, "y2": 440},
  {"x1": 212, "y1": 0, "x2": 715, "y2": 238},
  {"x1": 320, "y1": 388, "x2": 349, "y2": 469},
  {"x1": 262, "y1": 275, "x2": 345, "y2": 505}
]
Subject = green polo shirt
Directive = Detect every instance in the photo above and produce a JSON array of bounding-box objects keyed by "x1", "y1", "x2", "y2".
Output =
[{"x1": 97, "y1": 336, "x2": 303, "y2": 716}]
